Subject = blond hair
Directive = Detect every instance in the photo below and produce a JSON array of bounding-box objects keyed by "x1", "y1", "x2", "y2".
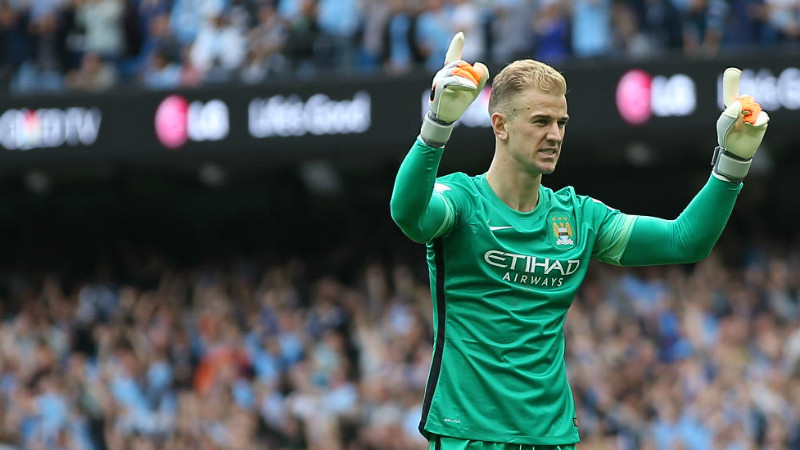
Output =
[{"x1": 488, "y1": 60, "x2": 567, "y2": 117}]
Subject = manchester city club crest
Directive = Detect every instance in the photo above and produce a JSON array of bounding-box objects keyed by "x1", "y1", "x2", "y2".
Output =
[{"x1": 549, "y1": 213, "x2": 576, "y2": 249}]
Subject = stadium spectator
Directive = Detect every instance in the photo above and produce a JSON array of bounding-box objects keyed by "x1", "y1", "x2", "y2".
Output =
[
  {"x1": 283, "y1": 0, "x2": 321, "y2": 77},
  {"x1": 240, "y1": 1, "x2": 288, "y2": 83},
  {"x1": 136, "y1": 0, "x2": 170, "y2": 41},
  {"x1": 764, "y1": 0, "x2": 800, "y2": 41},
  {"x1": 680, "y1": 0, "x2": 728, "y2": 56},
  {"x1": 382, "y1": 0, "x2": 421, "y2": 75},
  {"x1": 135, "y1": 11, "x2": 180, "y2": 76},
  {"x1": 612, "y1": 1, "x2": 656, "y2": 57},
  {"x1": 316, "y1": 0, "x2": 360, "y2": 72},
  {"x1": 532, "y1": 0, "x2": 571, "y2": 64},
  {"x1": 141, "y1": 46, "x2": 182, "y2": 89},
  {"x1": 720, "y1": 0, "x2": 768, "y2": 47},
  {"x1": 0, "y1": 245, "x2": 798, "y2": 448},
  {"x1": 189, "y1": 9, "x2": 247, "y2": 83},
  {"x1": 415, "y1": 0, "x2": 452, "y2": 71},
  {"x1": 76, "y1": 0, "x2": 126, "y2": 59},
  {"x1": 449, "y1": 0, "x2": 486, "y2": 61},
  {"x1": 175, "y1": 44, "x2": 203, "y2": 86},
  {"x1": 278, "y1": 0, "x2": 304, "y2": 23},
  {"x1": 169, "y1": 0, "x2": 221, "y2": 46},
  {"x1": 10, "y1": 10, "x2": 68, "y2": 93},
  {"x1": 571, "y1": 0, "x2": 614, "y2": 57},
  {"x1": 356, "y1": 0, "x2": 391, "y2": 72},
  {"x1": 65, "y1": 51, "x2": 118, "y2": 90},
  {"x1": 2, "y1": 0, "x2": 800, "y2": 92},
  {"x1": 0, "y1": 0, "x2": 30, "y2": 88},
  {"x1": 641, "y1": 0, "x2": 685, "y2": 51},
  {"x1": 487, "y1": 0, "x2": 533, "y2": 63}
]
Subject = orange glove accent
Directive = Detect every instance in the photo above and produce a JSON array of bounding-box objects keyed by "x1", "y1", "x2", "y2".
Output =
[
  {"x1": 738, "y1": 95, "x2": 762, "y2": 125},
  {"x1": 451, "y1": 62, "x2": 482, "y2": 86}
]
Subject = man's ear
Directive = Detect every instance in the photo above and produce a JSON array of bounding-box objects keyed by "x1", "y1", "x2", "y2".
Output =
[{"x1": 491, "y1": 112, "x2": 508, "y2": 141}]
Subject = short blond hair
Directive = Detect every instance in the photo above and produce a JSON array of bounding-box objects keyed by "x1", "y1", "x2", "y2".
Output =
[{"x1": 488, "y1": 60, "x2": 567, "y2": 117}]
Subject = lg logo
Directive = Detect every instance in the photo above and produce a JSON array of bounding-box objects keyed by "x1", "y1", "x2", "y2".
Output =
[
  {"x1": 155, "y1": 95, "x2": 230, "y2": 149},
  {"x1": 616, "y1": 70, "x2": 696, "y2": 126}
]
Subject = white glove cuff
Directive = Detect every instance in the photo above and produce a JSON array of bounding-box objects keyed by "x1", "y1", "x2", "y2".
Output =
[
  {"x1": 420, "y1": 112, "x2": 455, "y2": 147},
  {"x1": 711, "y1": 146, "x2": 751, "y2": 183}
]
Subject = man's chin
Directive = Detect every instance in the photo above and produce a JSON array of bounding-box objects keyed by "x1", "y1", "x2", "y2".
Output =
[{"x1": 539, "y1": 163, "x2": 557, "y2": 175}]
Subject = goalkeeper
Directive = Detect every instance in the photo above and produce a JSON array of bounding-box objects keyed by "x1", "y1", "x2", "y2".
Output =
[{"x1": 390, "y1": 32, "x2": 769, "y2": 449}]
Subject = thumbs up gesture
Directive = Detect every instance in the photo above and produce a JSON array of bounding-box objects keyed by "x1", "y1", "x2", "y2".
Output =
[
  {"x1": 420, "y1": 32, "x2": 490, "y2": 146},
  {"x1": 713, "y1": 68, "x2": 770, "y2": 182}
]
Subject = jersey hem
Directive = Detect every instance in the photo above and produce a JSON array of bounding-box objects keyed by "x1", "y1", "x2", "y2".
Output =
[{"x1": 423, "y1": 424, "x2": 580, "y2": 446}]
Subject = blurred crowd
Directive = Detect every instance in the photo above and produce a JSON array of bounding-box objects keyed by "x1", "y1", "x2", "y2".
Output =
[
  {"x1": 0, "y1": 239, "x2": 798, "y2": 449},
  {"x1": 1, "y1": 0, "x2": 799, "y2": 94}
]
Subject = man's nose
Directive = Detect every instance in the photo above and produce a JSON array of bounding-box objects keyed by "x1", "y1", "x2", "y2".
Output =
[{"x1": 546, "y1": 123, "x2": 562, "y2": 142}]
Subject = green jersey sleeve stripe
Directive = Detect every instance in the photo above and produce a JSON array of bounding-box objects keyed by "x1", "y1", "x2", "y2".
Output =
[
  {"x1": 431, "y1": 192, "x2": 455, "y2": 239},
  {"x1": 593, "y1": 213, "x2": 638, "y2": 265}
]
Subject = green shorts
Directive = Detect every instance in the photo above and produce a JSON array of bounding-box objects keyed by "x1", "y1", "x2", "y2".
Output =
[{"x1": 429, "y1": 436, "x2": 576, "y2": 450}]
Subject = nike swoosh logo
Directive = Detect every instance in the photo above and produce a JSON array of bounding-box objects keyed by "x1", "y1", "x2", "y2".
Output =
[{"x1": 489, "y1": 226, "x2": 514, "y2": 231}]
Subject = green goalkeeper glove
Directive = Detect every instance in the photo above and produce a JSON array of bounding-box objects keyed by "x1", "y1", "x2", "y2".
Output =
[
  {"x1": 712, "y1": 67, "x2": 770, "y2": 182},
  {"x1": 420, "y1": 32, "x2": 490, "y2": 147}
]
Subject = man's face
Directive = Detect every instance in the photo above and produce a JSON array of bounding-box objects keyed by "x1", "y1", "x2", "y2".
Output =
[{"x1": 500, "y1": 87, "x2": 568, "y2": 176}]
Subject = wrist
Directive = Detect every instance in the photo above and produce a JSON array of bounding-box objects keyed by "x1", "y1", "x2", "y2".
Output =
[
  {"x1": 420, "y1": 112, "x2": 455, "y2": 147},
  {"x1": 711, "y1": 146, "x2": 751, "y2": 183}
]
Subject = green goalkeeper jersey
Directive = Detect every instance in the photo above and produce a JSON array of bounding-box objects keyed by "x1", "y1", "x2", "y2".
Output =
[
  {"x1": 419, "y1": 171, "x2": 632, "y2": 445},
  {"x1": 390, "y1": 139, "x2": 742, "y2": 445}
]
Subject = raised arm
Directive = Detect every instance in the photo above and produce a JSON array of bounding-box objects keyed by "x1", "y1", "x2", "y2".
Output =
[
  {"x1": 390, "y1": 32, "x2": 489, "y2": 243},
  {"x1": 390, "y1": 140, "x2": 451, "y2": 243},
  {"x1": 618, "y1": 68, "x2": 769, "y2": 266},
  {"x1": 619, "y1": 175, "x2": 740, "y2": 265}
]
